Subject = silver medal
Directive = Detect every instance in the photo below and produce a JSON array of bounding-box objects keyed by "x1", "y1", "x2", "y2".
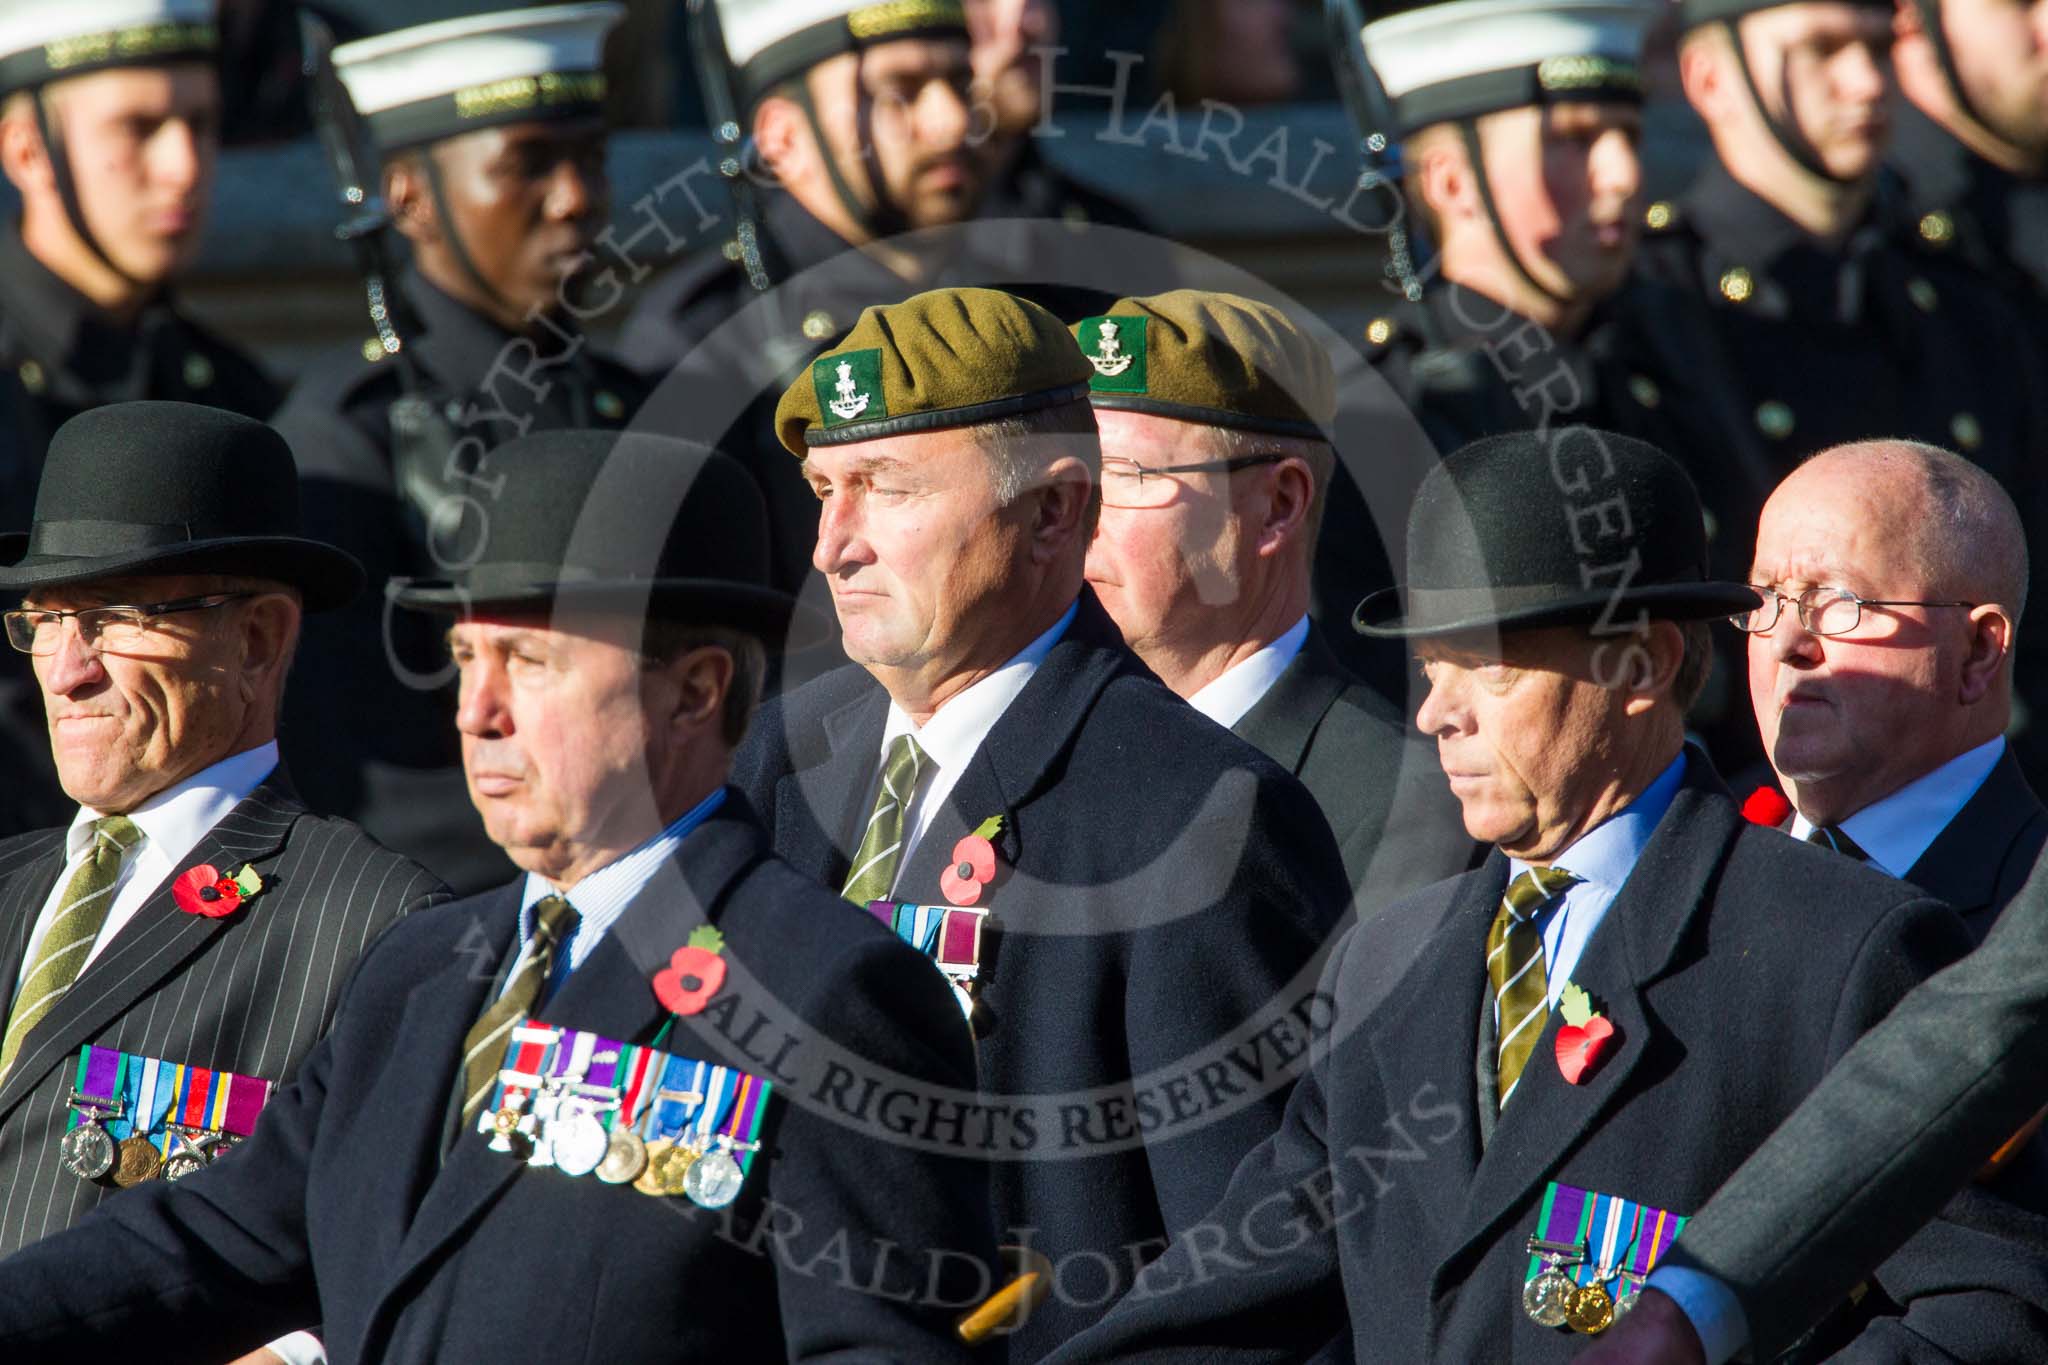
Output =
[
  {"x1": 551, "y1": 1110, "x2": 609, "y2": 1178},
  {"x1": 683, "y1": 1148, "x2": 745, "y2": 1208},
  {"x1": 60, "y1": 1120, "x2": 116, "y2": 1181},
  {"x1": 1523, "y1": 1264, "x2": 1577, "y2": 1328},
  {"x1": 595, "y1": 1127, "x2": 649, "y2": 1185}
]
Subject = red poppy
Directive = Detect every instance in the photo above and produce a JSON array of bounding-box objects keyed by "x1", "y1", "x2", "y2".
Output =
[
  {"x1": 940, "y1": 834, "x2": 998, "y2": 906},
  {"x1": 652, "y1": 926, "x2": 727, "y2": 1016},
  {"x1": 172, "y1": 864, "x2": 243, "y2": 919},
  {"x1": 1740, "y1": 785, "x2": 1793, "y2": 828},
  {"x1": 1555, "y1": 1015, "x2": 1616, "y2": 1085}
]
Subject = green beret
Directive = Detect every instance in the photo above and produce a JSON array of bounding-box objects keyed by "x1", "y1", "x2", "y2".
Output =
[
  {"x1": 776, "y1": 288, "x2": 1093, "y2": 454},
  {"x1": 1073, "y1": 290, "x2": 1334, "y2": 439}
]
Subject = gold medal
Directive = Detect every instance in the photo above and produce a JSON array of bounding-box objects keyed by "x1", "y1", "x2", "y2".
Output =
[
  {"x1": 657, "y1": 1143, "x2": 700, "y2": 1197},
  {"x1": 632, "y1": 1138, "x2": 675, "y2": 1196},
  {"x1": 596, "y1": 1127, "x2": 648, "y2": 1185},
  {"x1": 111, "y1": 1136, "x2": 163, "y2": 1187},
  {"x1": 1567, "y1": 1282, "x2": 1614, "y2": 1334}
]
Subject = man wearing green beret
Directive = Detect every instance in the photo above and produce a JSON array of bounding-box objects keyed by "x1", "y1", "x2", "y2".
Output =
[
  {"x1": 733, "y1": 285, "x2": 1352, "y2": 1357},
  {"x1": 1075, "y1": 289, "x2": 1474, "y2": 907}
]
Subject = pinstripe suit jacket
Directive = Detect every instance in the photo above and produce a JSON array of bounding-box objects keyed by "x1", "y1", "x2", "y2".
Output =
[{"x1": 0, "y1": 775, "x2": 446, "y2": 1255}]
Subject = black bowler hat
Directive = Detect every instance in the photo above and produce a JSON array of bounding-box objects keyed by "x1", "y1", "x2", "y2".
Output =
[
  {"x1": 0, "y1": 402, "x2": 363, "y2": 610},
  {"x1": 388, "y1": 430, "x2": 830, "y2": 649},
  {"x1": 1354, "y1": 428, "x2": 1761, "y2": 637}
]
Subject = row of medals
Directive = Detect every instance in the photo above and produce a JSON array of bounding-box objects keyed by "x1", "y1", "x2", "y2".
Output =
[
  {"x1": 60, "y1": 1092, "x2": 232, "y2": 1187},
  {"x1": 485, "y1": 1065, "x2": 751, "y2": 1210},
  {"x1": 1523, "y1": 1237, "x2": 1640, "y2": 1335}
]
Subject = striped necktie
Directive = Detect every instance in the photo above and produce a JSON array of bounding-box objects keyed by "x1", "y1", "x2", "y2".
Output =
[
  {"x1": 1805, "y1": 823, "x2": 1870, "y2": 862},
  {"x1": 842, "y1": 733, "x2": 927, "y2": 907},
  {"x1": 0, "y1": 815, "x2": 143, "y2": 1079},
  {"x1": 1487, "y1": 865, "x2": 1582, "y2": 1109},
  {"x1": 458, "y1": 895, "x2": 580, "y2": 1123}
]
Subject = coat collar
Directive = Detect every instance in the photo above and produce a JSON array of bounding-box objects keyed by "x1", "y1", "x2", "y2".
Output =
[
  {"x1": 1366, "y1": 754, "x2": 1741, "y2": 1291},
  {"x1": 0, "y1": 219, "x2": 174, "y2": 405},
  {"x1": 1232, "y1": 623, "x2": 1352, "y2": 773},
  {"x1": 0, "y1": 779, "x2": 304, "y2": 1121},
  {"x1": 1904, "y1": 746, "x2": 2047, "y2": 913}
]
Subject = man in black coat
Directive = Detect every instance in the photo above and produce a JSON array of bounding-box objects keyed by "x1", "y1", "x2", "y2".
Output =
[
  {"x1": 0, "y1": 2, "x2": 282, "y2": 837},
  {"x1": 0, "y1": 429, "x2": 998, "y2": 1363},
  {"x1": 0, "y1": 402, "x2": 447, "y2": 1365},
  {"x1": 1739, "y1": 441, "x2": 2046, "y2": 939},
  {"x1": 733, "y1": 286, "x2": 1352, "y2": 1357},
  {"x1": 1075, "y1": 288, "x2": 1474, "y2": 907},
  {"x1": 274, "y1": 5, "x2": 648, "y2": 894},
  {"x1": 1045, "y1": 428, "x2": 2048, "y2": 1363}
]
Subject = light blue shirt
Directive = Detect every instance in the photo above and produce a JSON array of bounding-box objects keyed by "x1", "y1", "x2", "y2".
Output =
[
  {"x1": 1507, "y1": 751, "x2": 1687, "y2": 1010},
  {"x1": 507, "y1": 786, "x2": 728, "y2": 1000}
]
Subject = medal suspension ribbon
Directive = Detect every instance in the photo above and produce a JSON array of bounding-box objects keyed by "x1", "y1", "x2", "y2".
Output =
[{"x1": 67, "y1": 1046, "x2": 127, "y2": 1134}]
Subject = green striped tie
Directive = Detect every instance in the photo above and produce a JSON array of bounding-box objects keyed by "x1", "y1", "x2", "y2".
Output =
[
  {"x1": 841, "y1": 733, "x2": 927, "y2": 908},
  {"x1": 0, "y1": 815, "x2": 143, "y2": 1079},
  {"x1": 458, "y1": 895, "x2": 580, "y2": 1123},
  {"x1": 1487, "y1": 865, "x2": 1581, "y2": 1109}
]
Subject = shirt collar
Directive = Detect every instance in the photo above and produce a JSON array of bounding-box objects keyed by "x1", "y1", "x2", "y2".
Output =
[
  {"x1": 1187, "y1": 615, "x2": 1310, "y2": 728},
  {"x1": 882, "y1": 599, "x2": 1078, "y2": 770},
  {"x1": 70, "y1": 740, "x2": 279, "y2": 865},
  {"x1": 518, "y1": 786, "x2": 728, "y2": 926},
  {"x1": 1509, "y1": 751, "x2": 1687, "y2": 892},
  {"x1": 1791, "y1": 736, "x2": 2006, "y2": 878}
]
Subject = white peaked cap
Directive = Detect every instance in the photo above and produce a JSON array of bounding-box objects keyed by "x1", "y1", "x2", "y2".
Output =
[
  {"x1": 1362, "y1": 0, "x2": 1655, "y2": 135},
  {"x1": 0, "y1": 0, "x2": 217, "y2": 96}
]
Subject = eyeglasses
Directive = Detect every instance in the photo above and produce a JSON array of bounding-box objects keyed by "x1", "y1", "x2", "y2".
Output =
[
  {"x1": 1099, "y1": 453, "x2": 1289, "y2": 509},
  {"x1": 3, "y1": 593, "x2": 255, "y2": 657},
  {"x1": 1731, "y1": 585, "x2": 1977, "y2": 637}
]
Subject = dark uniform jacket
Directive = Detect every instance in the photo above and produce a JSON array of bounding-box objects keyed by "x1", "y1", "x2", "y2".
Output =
[
  {"x1": 1900, "y1": 746, "x2": 2048, "y2": 942},
  {"x1": 1047, "y1": 756, "x2": 2048, "y2": 1363},
  {"x1": 0, "y1": 774, "x2": 444, "y2": 1257},
  {"x1": 0, "y1": 223, "x2": 280, "y2": 837},
  {"x1": 731, "y1": 592, "x2": 1352, "y2": 1358},
  {"x1": 1231, "y1": 623, "x2": 1476, "y2": 911},
  {"x1": 271, "y1": 270, "x2": 647, "y2": 894},
  {"x1": 1891, "y1": 100, "x2": 2048, "y2": 310},
  {"x1": 0, "y1": 794, "x2": 995, "y2": 1363}
]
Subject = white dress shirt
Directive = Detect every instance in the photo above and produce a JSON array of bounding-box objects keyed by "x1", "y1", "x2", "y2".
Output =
[
  {"x1": 1186, "y1": 614, "x2": 1310, "y2": 729},
  {"x1": 17, "y1": 740, "x2": 279, "y2": 993},
  {"x1": 872, "y1": 600, "x2": 1077, "y2": 894},
  {"x1": 16, "y1": 741, "x2": 326, "y2": 1365},
  {"x1": 1788, "y1": 735, "x2": 2006, "y2": 878}
]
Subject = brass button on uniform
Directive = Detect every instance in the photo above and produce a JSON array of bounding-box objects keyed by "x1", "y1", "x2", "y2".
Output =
[
  {"x1": 17, "y1": 360, "x2": 44, "y2": 393},
  {"x1": 801, "y1": 309, "x2": 836, "y2": 341},
  {"x1": 1952, "y1": 412, "x2": 1983, "y2": 450},
  {"x1": 1755, "y1": 400, "x2": 1795, "y2": 439},
  {"x1": 1365, "y1": 316, "x2": 1394, "y2": 347},
  {"x1": 1719, "y1": 267, "x2": 1754, "y2": 304},
  {"x1": 1906, "y1": 277, "x2": 1939, "y2": 313},
  {"x1": 361, "y1": 337, "x2": 387, "y2": 364},
  {"x1": 182, "y1": 353, "x2": 214, "y2": 389},
  {"x1": 1627, "y1": 374, "x2": 1660, "y2": 409},
  {"x1": 594, "y1": 390, "x2": 625, "y2": 421},
  {"x1": 1918, "y1": 211, "x2": 1955, "y2": 246},
  {"x1": 1645, "y1": 200, "x2": 1676, "y2": 231}
]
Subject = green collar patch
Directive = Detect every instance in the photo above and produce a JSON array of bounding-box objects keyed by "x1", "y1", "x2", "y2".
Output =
[
  {"x1": 814, "y1": 348, "x2": 888, "y2": 428},
  {"x1": 1078, "y1": 316, "x2": 1147, "y2": 394}
]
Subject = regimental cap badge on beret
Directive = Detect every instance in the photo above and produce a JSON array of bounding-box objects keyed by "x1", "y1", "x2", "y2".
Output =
[
  {"x1": 1361, "y1": 0, "x2": 1656, "y2": 136},
  {"x1": 1077, "y1": 317, "x2": 1149, "y2": 394},
  {"x1": 333, "y1": 2, "x2": 624, "y2": 154},
  {"x1": 776, "y1": 287, "x2": 1092, "y2": 453},
  {"x1": 0, "y1": 0, "x2": 218, "y2": 98},
  {"x1": 1076, "y1": 290, "x2": 1334, "y2": 438},
  {"x1": 715, "y1": 0, "x2": 969, "y2": 104}
]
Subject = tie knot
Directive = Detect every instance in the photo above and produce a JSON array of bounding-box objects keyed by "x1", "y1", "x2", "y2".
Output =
[
  {"x1": 882, "y1": 732, "x2": 927, "y2": 796},
  {"x1": 531, "y1": 894, "x2": 579, "y2": 947},
  {"x1": 1504, "y1": 866, "x2": 1580, "y2": 921},
  {"x1": 90, "y1": 815, "x2": 141, "y2": 857}
]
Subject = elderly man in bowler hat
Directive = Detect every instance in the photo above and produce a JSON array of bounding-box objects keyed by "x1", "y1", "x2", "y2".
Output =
[
  {"x1": 0, "y1": 401, "x2": 446, "y2": 1365},
  {"x1": 0, "y1": 429, "x2": 999, "y2": 1363},
  {"x1": 735, "y1": 285, "x2": 1352, "y2": 1356},
  {"x1": 1046, "y1": 428, "x2": 2048, "y2": 1362}
]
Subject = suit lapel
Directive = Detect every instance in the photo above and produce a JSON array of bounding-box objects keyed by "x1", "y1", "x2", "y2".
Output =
[
  {"x1": 893, "y1": 594, "x2": 1132, "y2": 902},
  {"x1": 777, "y1": 687, "x2": 889, "y2": 891},
  {"x1": 1232, "y1": 626, "x2": 1347, "y2": 774},
  {"x1": 385, "y1": 810, "x2": 769, "y2": 1300},
  {"x1": 0, "y1": 783, "x2": 300, "y2": 1121},
  {"x1": 1435, "y1": 779, "x2": 1738, "y2": 1286},
  {"x1": 1904, "y1": 749, "x2": 2043, "y2": 913},
  {"x1": 0, "y1": 831, "x2": 67, "y2": 1033}
]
